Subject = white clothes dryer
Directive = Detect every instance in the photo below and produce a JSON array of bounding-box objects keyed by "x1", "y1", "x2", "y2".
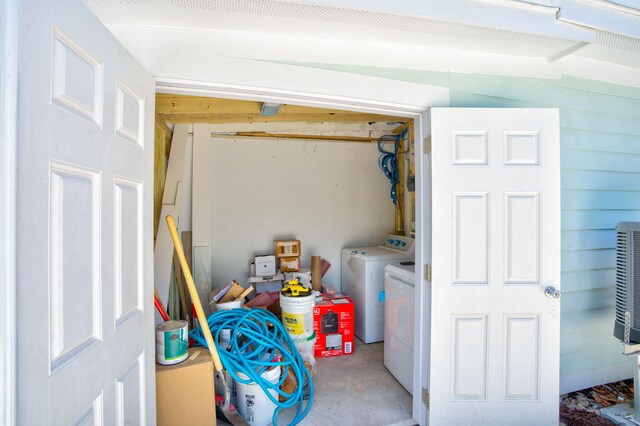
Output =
[{"x1": 341, "y1": 235, "x2": 415, "y2": 344}]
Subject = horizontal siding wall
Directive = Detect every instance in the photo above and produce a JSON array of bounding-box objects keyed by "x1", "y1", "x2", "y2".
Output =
[
  {"x1": 444, "y1": 75, "x2": 640, "y2": 392},
  {"x1": 291, "y1": 62, "x2": 640, "y2": 393}
]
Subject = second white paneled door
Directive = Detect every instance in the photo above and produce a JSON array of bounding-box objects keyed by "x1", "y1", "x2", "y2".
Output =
[{"x1": 427, "y1": 108, "x2": 561, "y2": 425}]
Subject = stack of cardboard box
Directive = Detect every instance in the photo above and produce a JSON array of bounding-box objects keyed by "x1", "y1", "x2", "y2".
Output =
[
  {"x1": 275, "y1": 240, "x2": 301, "y2": 273},
  {"x1": 249, "y1": 254, "x2": 284, "y2": 294}
]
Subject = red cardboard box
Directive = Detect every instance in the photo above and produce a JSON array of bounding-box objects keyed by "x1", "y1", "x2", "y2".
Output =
[{"x1": 313, "y1": 294, "x2": 354, "y2": 357}]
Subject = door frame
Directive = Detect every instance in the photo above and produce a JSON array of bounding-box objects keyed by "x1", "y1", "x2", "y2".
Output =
[
  {"x1": 1, "y1": 0, "x2": 18, "y2": 423},
  {"x1": 157, "y1": 77, "x2": 442, "y2": 423}
]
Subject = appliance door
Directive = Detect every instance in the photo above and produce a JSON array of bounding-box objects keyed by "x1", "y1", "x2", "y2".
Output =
[{"x1": 384, "y1": 272, "x2": 415, "y2": 394}]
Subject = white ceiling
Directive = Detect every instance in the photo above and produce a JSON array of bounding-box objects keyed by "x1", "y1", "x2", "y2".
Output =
[{"x1": 85, "y1": 0, "x2": 640, "y2": 86}]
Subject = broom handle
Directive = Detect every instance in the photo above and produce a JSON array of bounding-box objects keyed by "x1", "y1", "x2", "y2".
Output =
[{"x1": 165, "y1": 215, "x2": 223, "y2": 373}]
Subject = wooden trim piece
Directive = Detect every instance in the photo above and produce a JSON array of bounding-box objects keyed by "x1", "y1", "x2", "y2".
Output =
[
  {"x1": 163, "y1": 112, "x2": 405, "y2": 124},
  {"x1": 153, "y1": 124, "x2": 167, "y2": 244},
  {"x1": 226, "y1": 132, "x2": 380, "y2": 143},
  {"x1": 393, "y1": 122, "x2": 411, "y2": 134},
  {"x1": 396, "y1": 132, "x2": 406, "y2": 235}
]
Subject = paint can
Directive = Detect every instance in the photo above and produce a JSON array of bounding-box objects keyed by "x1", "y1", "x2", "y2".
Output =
[
  {"x1": 236, "y1": 366, "x2": 281, "y2": 426},
  {"x1": 155, "y1": 320, "x2": 189, "y2": 365},
  {"x1": 280, "y1": 292, "x2": 315, "y2": 337}
]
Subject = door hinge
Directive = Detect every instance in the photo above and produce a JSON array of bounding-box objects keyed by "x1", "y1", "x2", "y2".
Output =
[
  {"x1": 424, "y1": 136, "x2": 431, "y2": 154},
  {"x1": 424, "y1": 264, "x2": 432, "y2": 282},
  {"x1": 422, "y1": 388, "x2": 430, "y2": 408}
]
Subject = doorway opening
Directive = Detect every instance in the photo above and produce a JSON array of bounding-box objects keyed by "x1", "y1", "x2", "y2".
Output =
[{"x1": 152, "y1": 91, "x2": 425, "y2": 424}]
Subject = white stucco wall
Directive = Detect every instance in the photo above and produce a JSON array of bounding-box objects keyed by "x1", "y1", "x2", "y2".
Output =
[{"x1": 199, "y1": 136, "x2": 397, "y2": 290}]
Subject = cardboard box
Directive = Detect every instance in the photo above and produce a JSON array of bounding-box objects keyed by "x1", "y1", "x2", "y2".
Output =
[
  {"x1": 210, "y1": 281, "x2": 246, "y2": 304},
  {"x1": 255, "y1": 255, "x2": 276, "y2": 277},
  {"x1": 274, "y1": 240, "x2": 301, "y2": 258},
  {"x1": 245, "y1": 291, "x2": 282, "y2": 317},
  {"x1": 279, "y1": 256, "x2": 300, "y2": 272},
  {"x1": 313, "y1": 295, "x2": 355, "y2": 358},
  {"x1": 156, "y1": 347, "x2": 215, "y2": 426}
]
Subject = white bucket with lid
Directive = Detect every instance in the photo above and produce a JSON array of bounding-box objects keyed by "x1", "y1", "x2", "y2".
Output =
[
  {"x1": 155, "y1": 320, "x2": 189, "y2": 365},
  {"x1": 280, "y1": 292, "x2": 315, "y2": 337},
  {"x1": 236, "y1": 366, "x2": 281, "y2": 426}
]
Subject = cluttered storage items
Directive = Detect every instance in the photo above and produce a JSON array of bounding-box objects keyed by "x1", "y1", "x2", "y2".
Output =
[{"x1": 155, "y1": 217, "x2": 356, "y2": 426}]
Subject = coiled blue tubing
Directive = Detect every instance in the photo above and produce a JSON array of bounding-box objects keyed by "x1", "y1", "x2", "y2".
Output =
[{"x1": 190, "y1": 307, "x2": 314, "y2": 425}]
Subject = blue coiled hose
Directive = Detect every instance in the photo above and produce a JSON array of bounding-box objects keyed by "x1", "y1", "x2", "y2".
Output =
[{"x1": 190, "y1": 308, "x2": 313, "y2": 426}]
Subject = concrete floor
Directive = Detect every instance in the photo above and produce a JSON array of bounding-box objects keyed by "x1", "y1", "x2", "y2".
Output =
[
  {"x1": 276, "y1": 338, "x2": 413, "y2": 425},
  {"x1": 218, "y1": 337, "x2": 414, "y2": 425}
]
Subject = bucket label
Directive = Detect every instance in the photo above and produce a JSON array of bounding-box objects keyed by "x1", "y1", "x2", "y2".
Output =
[
  {"x1": 283, "y1": 312, "x2": 311, "y2": 334},
  {"x1": 164, "y1": 328, "x2": 187, "y2": 360}
]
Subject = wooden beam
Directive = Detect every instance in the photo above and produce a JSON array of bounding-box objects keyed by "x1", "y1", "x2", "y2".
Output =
[
  {"x1": 392, "y1": 122, "x2": 411, "y2": 134},
  {"x1": 156, "y1": 94, "x2": 408, "y2": 125},
  {"x1": 222, "y1": 132, "x2": 380, "y2": 143},
  {"x1": 153, "y1": 124, "x2": 167, "y2": 244},
  {"x1": 160, "y1": 112, "x2": 404, "y2": 125}
]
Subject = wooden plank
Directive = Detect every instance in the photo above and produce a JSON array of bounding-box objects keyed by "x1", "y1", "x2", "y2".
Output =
[
  {"x1": 153, "y1": 123, "x2": 167, "y2": 244},
  {"x1": 160, "y1": 112, "x2": 404, "y2": 124},
  {"x1": 181, "y1": 231, "x2": 193, "y2": 324},
  {"x1": 156, "y1": 94, "x2": 407, "y2": 124},
  {"x1": 231, "y1": 132, "x2": 380, "y2": 142},
  {"x1": 392, "y1": 122, "x2": 411, "y2": 134},
  {"x1": 409, "y1": 122, "x2": 415, "y2": 236},
  {"x1": 395, "y1": 132, "x2": 405, "y2": 235},
  {"x1": 172, "y1": 249, "x2": 189, "y2": 322}
]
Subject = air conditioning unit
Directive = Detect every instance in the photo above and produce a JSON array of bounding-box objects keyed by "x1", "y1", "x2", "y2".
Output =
[{"x1": 614, "y1": 222, "x2": 640, "y2": 344}]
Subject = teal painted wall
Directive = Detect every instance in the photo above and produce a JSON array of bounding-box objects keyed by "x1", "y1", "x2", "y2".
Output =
[{"x1": 288, "y1": 62, "x2": 640, "y2": 390}]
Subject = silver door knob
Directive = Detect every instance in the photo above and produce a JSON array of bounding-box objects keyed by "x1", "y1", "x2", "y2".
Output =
[{"x1": 545, "y1": 286, "x2": 561, "y2": 299}]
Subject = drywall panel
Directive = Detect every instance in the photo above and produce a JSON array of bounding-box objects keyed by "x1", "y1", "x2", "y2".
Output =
[{"x1": 201, "y1": 136, "x2": 395, "y2": 290}]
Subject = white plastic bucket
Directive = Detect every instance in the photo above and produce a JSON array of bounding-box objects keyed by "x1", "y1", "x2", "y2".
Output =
[
  {"x1": 155, "y1": 320, "x2": 189, "y2": 365},
  {"x1": 236, "y1": 366, "x2": 281, "y2": 426},
  {"x1": 280, "y1": 293, "x2": 315, "y2": 336}
]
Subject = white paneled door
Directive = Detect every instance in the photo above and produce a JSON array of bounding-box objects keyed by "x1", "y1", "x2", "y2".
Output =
[
  {"x1": 427, "y1": 108, "x2": 560, "y2": 425},
  {"x1": 17, "y1": 0, "x2": 155, "y2": 424}
]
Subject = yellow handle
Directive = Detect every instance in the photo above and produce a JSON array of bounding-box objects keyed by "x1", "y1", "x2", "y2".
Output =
[{"x1": 165, "y1": 215, "x2": 223, "y2": 373}]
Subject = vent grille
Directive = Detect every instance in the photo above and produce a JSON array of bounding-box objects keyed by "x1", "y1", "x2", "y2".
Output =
[
  {"x1": 633, "y1": 231, "x2": 640, "y2": 328},
  {"x1": 167, "y1": 0, "x2": 575, "y2": 50},
  {"x1": 597, "y1": 30, "x2": 640, "y2": 54},
  {"x1": 616, "y1": 230, "x2": 628, "y2": 325}
]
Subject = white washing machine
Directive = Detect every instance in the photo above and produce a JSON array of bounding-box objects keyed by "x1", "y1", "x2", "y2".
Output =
[
  {"x1": 384, "y1": 262, "x2": 416, "y2": 394},
  {"x1": 341, "y1": 235, "x2": 415, "y2": 344}
]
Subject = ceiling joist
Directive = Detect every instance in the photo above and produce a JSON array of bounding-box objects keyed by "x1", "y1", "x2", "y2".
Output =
[{"x1": 156, "y1": 94, "x2": 408, "y2": 126}]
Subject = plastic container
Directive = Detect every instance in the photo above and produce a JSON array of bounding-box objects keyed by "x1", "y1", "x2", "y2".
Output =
[
  {"x1": 236, "y1": 366, "x2": 281, "y2": 426},
  {"x1": 280, "y1": 292, "x2": 315, "y2": 337},
  {"x1": 214, "y1": 299, "x2": 243, "y2": 311},
  {"x1": 155, "y1": 320, "x2": 189, "y2": 365},
  {"x1": 289, "y1": 331, "x2": 317, "y2": 375}
]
